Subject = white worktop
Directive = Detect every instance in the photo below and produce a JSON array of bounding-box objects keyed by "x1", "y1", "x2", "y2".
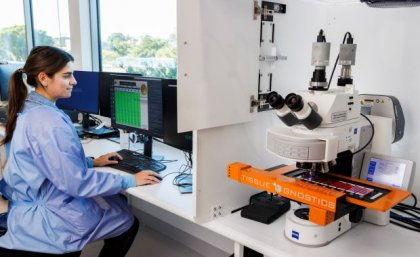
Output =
[
  {"x1": 82, "y1": 138, "x2": 195, "y2": 221},
  {"x1": 204, "y1": 207, "x2": 418, "y2": 257}
]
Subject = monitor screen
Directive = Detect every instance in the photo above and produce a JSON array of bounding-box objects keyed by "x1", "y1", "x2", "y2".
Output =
[
  {"x1": 56, "y1": 70, "x2": 100, "y2": 114},
  {"x1": 162, "y1": 79, "x2": 193, "y2": 152},
  {"x1": 365, "y1": 157, "x2": 406, "y2": 188},
  {"x1": 110, "y1": 74, "x2": 163, "y2": 139},
  {"x1": 360, "y1": 152, "x2": 415, "y2": 190},
  {"x1": 99, "y1": 71, "x2": 142, "y2": 118}
]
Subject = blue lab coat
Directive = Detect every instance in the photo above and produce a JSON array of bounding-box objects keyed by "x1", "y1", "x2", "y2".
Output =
[{"x1": 0, "y1": 92, "x2": 136, "y2": 253}]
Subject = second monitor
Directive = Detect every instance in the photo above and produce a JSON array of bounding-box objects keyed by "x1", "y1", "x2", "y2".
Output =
[{"x1": 110, "y1": 74, "x2": 164, "y2": 157}]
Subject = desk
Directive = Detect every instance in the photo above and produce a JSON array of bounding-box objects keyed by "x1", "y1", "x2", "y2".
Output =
[
  {"x1": 82, "y1": 138, "x2": 195, "y2": 221},
  {"x1": 204, "y1": 206, "x2": 418, "y2": 257}
]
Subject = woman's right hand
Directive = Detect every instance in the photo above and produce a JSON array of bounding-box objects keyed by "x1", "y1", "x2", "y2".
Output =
[{"x1": 134, "y1": 170, "x2": 162, "y2": 186}]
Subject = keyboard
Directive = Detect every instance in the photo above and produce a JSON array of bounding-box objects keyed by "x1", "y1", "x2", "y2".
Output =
[{"x1": 111, "y1": 149, "x2": 166, "y2": 174}]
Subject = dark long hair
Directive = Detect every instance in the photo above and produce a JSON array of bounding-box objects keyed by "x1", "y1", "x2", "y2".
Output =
[{"x1": 1, "y1": 46, "x2": 74, "y2": 145}]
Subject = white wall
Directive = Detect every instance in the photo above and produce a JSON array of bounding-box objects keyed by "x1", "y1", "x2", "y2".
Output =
[
  {"x1": 301, "y1": 2, "x2": 420, "y2": 198},
  {"x1": 321, "y1": 3, "x2": 420, "y2": 198}
]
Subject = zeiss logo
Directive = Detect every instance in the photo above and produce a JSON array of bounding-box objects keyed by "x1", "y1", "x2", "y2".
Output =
[{"x1": 292, "y1": 230, "x2": 299, "y2": 240}]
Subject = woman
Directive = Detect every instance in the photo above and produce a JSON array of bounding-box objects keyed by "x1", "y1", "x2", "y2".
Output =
[{"x1": 0, "y1": 46, "x2": 161, "y2": 257}]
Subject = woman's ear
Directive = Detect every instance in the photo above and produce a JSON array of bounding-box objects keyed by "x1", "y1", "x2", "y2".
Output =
[{"x1": 37, "y1": 72, "x2": 49, "y2": 87}]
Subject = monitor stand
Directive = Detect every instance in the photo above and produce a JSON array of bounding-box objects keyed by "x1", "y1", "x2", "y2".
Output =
[
  {"x1": 142, "y1": 135, "x2": 163, "y2": 160},
  {"x1": 143, "y1": 135, "x2": 152, "y2": 157}
]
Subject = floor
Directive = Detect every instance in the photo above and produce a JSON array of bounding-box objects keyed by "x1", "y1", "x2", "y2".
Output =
[{"x1": 80, "y1": 224, "x2": 208, "y2": 257}]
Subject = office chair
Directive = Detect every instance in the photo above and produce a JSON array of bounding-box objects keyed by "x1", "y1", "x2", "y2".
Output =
[{"x1": 0, "y1": 63, "x2": 23, "y2": 101}]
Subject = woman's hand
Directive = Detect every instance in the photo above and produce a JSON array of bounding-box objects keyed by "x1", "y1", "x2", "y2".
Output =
[
  {"x1": 134, "y1": 170, "x2": 162, "y2": 186},
  {"x1": 93, "y1": 152, "x2": 122, "y2": 167}
]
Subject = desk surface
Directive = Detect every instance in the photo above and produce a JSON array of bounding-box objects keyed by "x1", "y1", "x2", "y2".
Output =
[
  {"x1": 204, "y1": 206, "x2": 418, "y2": 257},
  {"x1": 82, "y1": 138, "x2": 195, "y2": 221}
]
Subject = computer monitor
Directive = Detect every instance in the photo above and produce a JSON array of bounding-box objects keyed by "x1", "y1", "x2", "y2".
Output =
[
  {"x1": 99, "y1": 72, "x2": 113, "y2": 118},
  {"x1": 162, "y1": 79, "x2": 193, "y2": 152},
  {"x1": 360, "y1": 152, "x2": 415, "y2": 190},
  {"x1": 99, "y1": 71, "x2": 142, "y2": 118},
  {"x1": 110, "y1": 74, "x2": 164, "y2": 157},
  {"x1": 0, "y1": 63, "x2": 23, "y2": 101},
  {"x1": 56, "y1": 70, "x2": 100, "y2": 115}
]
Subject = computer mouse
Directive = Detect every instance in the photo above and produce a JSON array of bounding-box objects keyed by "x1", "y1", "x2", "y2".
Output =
[{"x1": 152, "y1": 175, "x2": 163, "y2": 181}]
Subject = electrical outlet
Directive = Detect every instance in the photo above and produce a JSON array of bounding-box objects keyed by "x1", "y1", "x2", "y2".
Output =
[{"x1": 210, "y1": 204, "x2": 224, "y2": 219}]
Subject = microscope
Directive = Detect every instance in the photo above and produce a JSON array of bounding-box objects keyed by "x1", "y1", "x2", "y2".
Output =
[{"x1": 227, "y1": 30, "x2": 411, "y2": 246}]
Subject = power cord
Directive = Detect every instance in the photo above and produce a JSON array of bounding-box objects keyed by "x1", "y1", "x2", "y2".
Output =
[
  {"x1": 353, "y1": 113, "x2": 375, "y2": 155},
  {"x1": 390, "y1": 194, "x2": 420, "y2": 232},
  {"x1": 172, "y1": 151, "x2": 193, "y2": 192}
]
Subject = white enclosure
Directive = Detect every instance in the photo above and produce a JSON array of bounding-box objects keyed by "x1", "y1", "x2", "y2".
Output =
[{"x1": 177, "y1": 0, "x2": 260, "y2": 132}]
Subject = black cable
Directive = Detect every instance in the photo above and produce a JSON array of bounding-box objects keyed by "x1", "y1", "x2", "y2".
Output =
[
  {"x1": 353, "y1": 113, "x2": 375, "y2": 155},
  {"x1": 171, "y1": 151, "x2": 193, "y2": 189},
  {"x1": 393, "y1": 204, "x2": 420, "y2": 216},
  {"x1": 88, "y1": 114, "x2": 102, "y2": 126},
  {"x1": 326, "y1": 32, "x2": 352, "y2": 90},
  {"x1": 399, "y1": 203, "x2": 420, "y2": 212},
  {"x1": 392, "y1": 207, "x2": 420, "y2": 219},
  {"x1": 390, "y1": 220, "x2": 420, "y2": 232},
  {"x1": 396, "y1": 193, "x2": 419, "y2": 210},
  {"x1": 412, "y1": 194, "x2": 418, "y2": 208},
  {"x1": 390, "y1": 193, "x2": 420, "y2": 232},
  {"x1": 391, "y1": 212, "x2": 420, "y2": 229}
]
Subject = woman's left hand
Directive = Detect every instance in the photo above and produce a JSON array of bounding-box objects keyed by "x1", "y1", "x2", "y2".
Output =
[{"x1": 93, "y1": 152, "x2": 122, "y2": 167}]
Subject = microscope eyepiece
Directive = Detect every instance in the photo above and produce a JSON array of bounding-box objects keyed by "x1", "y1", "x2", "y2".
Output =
[
  {"x1": 285, "y1": 93, "x2": 304, "y2": 112},
  {"x1": 285, "y1": 93, "x2": 322, "y2": 130},
  {"x1": 266, "y1": 91, "x2": 285, "y2": 109},
  {"x1": 267, "y1": 91, "x2": 299, "y2": 127}
]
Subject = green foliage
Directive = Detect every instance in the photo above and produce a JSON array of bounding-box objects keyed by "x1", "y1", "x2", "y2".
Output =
[
  {"x1": 0, "y1": 24, "x2": 178, "y2": 79},
  {"x1": 0, "y1": 25, "x2": 55, "y2": 61},
  {"x1": 0, "y1": 25, "x2": 28, "y2": 61},
  {"x1": 125, "y1": 62, "x2": 177, "y2": 79},
  {"x1": 34, "y1": 30, "x2": 54, "y2": 46},
  {"x1": 104, "y1": 33, "x2": 177, "y2": 79},
  {"x1": 102, "y1": 49, "x2": 120, "y2": 65},
  {"x1": 129, "y1": 35, "x2": 167, "y2": 57},
  {"x1": 108, "y1": 33, "x2": 137, "y2": 56}
]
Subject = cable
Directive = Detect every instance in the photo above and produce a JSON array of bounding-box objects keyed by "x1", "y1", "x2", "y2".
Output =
[
  {"x1": 390, "y1": 193, "x2": 420, "y2": 232},
  {"x1": 390, "y1": 220, "x2": 420, "y2": 232},
  {"x1": 88, "y1": 114, "x2": 102, "y2": 126},
  {"x1": 171, "y1": 151, "x2": 193, "y2": 191},
  {"x1": 353, "y1": 113, "x2": 375, "y2": 155},
  {"x1": 411, "y1": 194, "x2": 418, "y2": 208}
]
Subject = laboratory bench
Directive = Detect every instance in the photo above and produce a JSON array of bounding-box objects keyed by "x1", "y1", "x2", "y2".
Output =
[
  {"x1": 2, "y1": 132, "x2": 418, "y2": 257},
  {"x1": 204, "y1": 202, "x2": 419, "y2": 257},
  {"x1": 81, "y1": 137, "x2": 195, "y2": 221}
]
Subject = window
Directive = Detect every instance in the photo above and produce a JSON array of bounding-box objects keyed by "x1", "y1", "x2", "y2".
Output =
[
  {"x1": 32, "y1": 0, "x2": 71, "y2": 51},
  {"x1": 98, "y1": 0, "x2": 177, "y2": 78},
  {"x1": 0, "y1": 1, "x2": 27, "y2": 62}
]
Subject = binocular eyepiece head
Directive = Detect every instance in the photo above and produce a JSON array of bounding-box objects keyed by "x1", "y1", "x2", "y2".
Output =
[
  {"x1": 285, "y1": 93, "x2": 304, "y2": 112},
  {"x1": 266, "y1": 92, "x2": 299, "y2": 127},
  {"x1": 285, "y1": 93, "x2": 323, "y2": 130},
  {"x1": 266, "y1": 91, "x2": 286, "y2": 109}
]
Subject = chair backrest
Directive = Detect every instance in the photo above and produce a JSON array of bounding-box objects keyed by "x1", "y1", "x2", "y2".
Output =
[{"x1": 0, "y1": 63, "x2": 23, "y2": 101}]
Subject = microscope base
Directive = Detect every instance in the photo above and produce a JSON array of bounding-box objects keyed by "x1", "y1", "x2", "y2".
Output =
[{"x1": 284, "y1": 209, "x2": 352, "y2": 247}]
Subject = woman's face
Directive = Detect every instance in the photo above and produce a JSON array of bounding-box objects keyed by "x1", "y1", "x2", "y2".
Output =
[{"x1": 37, "y1": 62, "x2": 77, "y2": 102}]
